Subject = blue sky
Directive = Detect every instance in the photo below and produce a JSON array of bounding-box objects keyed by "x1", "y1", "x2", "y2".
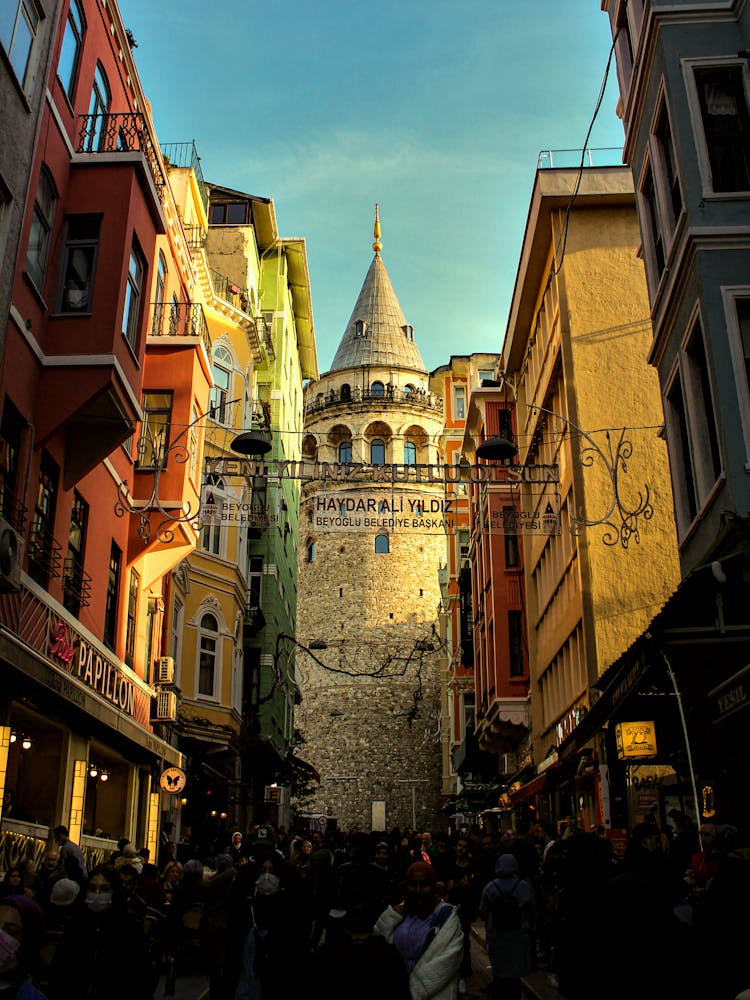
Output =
[{"x1": 122, "y1": 0, "x2": 624, "y2": 373}]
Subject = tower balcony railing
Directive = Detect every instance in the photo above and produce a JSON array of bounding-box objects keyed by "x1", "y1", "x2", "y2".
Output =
[
  {"x1": 77, "y1": 113, "x2": 166, "y2": 199},
  {"x1": 149, "y1": 301, "x2": 211, "y2": 358},
  {"x1": 305, "y1": 385, "x2": 443, "y2": 415}
]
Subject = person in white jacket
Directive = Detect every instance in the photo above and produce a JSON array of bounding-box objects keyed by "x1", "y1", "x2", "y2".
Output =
[{"x1": 374, "y1": 861, "x2": 464, "y2": 1000}]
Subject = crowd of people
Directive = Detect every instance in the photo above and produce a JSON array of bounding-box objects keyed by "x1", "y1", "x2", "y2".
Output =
[{"x1": 0, "y1": 814, "x2": 749, "y2": 999}]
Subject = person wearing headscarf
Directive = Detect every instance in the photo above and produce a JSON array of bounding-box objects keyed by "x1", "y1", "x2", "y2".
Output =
[
  {"x1": 227, "y1": 832, "x2": 245, "y2": 864},
  {"x1": 479, "y1": 854, "x2": 533, "y2": 1000},
  {"x1": 0, "y1": 895, "x2": 47, "y2": 999},
  {"x1": 374, "y1": 861, "x2": 463, "y2": 1000}
]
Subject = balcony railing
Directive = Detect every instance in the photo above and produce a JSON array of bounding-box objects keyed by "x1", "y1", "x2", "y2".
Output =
[
  {"x1": 160, "y1": 141, "x2": 209, "y2": 217},
  {"x1": 305, "y1": 385, "x2": 443, "y2": 415},
  {"x1": 27, "y1": 520, "x2": 62, "y2": 583},
  {"x1": 183, "y1": 225, "x2": 206, "y2": 252},
  {"x1": 149, "y1": 301, "x2": 211, "y2": 358},
  {"x1": 257, "y1": 314, "x2": 275, "y2": 361},
  {"x1": 77, "y1": 113, "x2": 166, "y2": 199},
  {"x1": 537, "y1": 147, "x2": 624, "y2": 170},
  {"x1": 62, "y1": 556, "x2": 92, "y2": 612},
  {"x1": 0, "y1": 484, "x2": 27, "y2": 534},
  {"x1": 210, "y1": 268, "x2": 251, "y2": 315}
]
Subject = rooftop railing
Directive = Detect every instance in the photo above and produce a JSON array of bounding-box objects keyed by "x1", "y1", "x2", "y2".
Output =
[
  {"x1": 161, "y1": 141, "x2": 209, "y2": 217},
  {"x1": 77, "y1": 113, "x2": 166, "y2": 199},
  {"x1": 537, "y1": 147, "x2": 624, "y2": 170}
]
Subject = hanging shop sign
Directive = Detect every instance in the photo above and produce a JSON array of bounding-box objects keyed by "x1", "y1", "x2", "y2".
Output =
[
  {"x1": 615, "y1": 721, "x2": 657, "y2": 760},
  {"x1": 709, "y1": 662, "x2": 750, "y2": 726},
  {"x1": 159, "y1": 766, "x2": 187, "y2": 794}
]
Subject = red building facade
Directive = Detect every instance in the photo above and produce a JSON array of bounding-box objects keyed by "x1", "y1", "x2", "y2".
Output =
[{"x1": 0, "y1": 0, "x2": 211, "y2": 866}]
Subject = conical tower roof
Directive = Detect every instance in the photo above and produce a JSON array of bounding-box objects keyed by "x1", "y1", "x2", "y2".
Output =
[{"x1": 329, "y1": 208, "x2": 427, "y2": 373}]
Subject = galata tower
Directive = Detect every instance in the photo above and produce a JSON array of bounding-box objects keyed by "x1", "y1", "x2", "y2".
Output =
[{"x1": 295, "y1": 209, "x2": 447, "y2": 833}]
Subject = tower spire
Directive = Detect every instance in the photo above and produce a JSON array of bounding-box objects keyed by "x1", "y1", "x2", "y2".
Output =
[{"x1": 372, "y1": 203, "x2": 382, "y2": 255}]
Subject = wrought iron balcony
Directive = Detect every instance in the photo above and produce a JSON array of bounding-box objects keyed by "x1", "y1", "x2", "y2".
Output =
[
  {"x1": 305, "y1": 385, "x2": 443, "y2": 415},
  {"x1": 243, "y1": 606, "x2": 266, "y2": 644},
  {"x1": 77, "y1": 113, "x2": 166, "y2": 199},
  {"x1": 0, "y1": 485, "x2": 26, "y2": 534},
  {"x1": 209, "y1": 268, "x2": 251, "y2": 315},
  {"x1": 149, "y1": 301, "x2": 211, "y2": 358},
  {"x1": 160, "y1": 141, "x2": 208, "y2": 217}
]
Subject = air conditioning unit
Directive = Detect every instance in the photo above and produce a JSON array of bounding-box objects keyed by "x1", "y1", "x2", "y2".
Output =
[
  {"x1": 156, "y1": 656, "x2": 175, "y2": 685},
  {"x1": 0, "y1": 518, "x2": 23, "y2": 594},
  {"x1": 154, "y1": 690, "x2": 177, "y2": 722}
]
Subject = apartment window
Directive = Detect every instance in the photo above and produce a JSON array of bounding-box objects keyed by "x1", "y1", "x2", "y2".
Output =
[
  {"x1": 508, "y1": 610, "x2": 524, "y2": 677},
  {"x1": 210, "y1": 346, "x2": 232, "y2": 423},
  {"x1": 0, "y1": 399, "x2": 23, "y2": 525},
  {"x1": 478, "y1": 369, "x2": 495, "y2": 386},
  {"x1": 25, "y1": 166, "x2": 56, "y2": 292},
  {"x1": 374, "y1": 534, "x2": 390, "y2": 554},
  {"x1": 154, "y1": 251, "x2": 167, "y2": 310},
  {"x1": 84, "y1": 62, "x2": 110, "y2": 151},
  {"x1": 370, "y1": 438, "x2": 385, "y2": 466},
  {"x1": 683, "y1": 318, "x2": 721, "y2": 485},
  {"x1": 171, "y1": 595, "x2": 184, "y2": 686},
  {"x1": 198, "y1": 613, "x2": 219, "y2": 697},
  {"x1": 503, "y1": 507, "x2": 519, "y2": 568},
  {"x1": 454, "y1": 386, "x2": 466, "y2": 420},
  {"x1": 209, "y1": 201, "x2": 249, "y2": 225},
  {"x1": 28, "y1": 450, "x2": 59, "y2": 587},
  {"x1": 614, "y1": 0, "x2": 634, "y2": 97},
  {"x1": 63, "y1": 491, "x2": 88, "y2": 615},
  {"x1": 1, "y1": 0, "x2": 39, "y2": 87},
  {"x1": 640, "y1": 161, "x2": 665, "y2": 287},
  {"x1": 695, "y1": 66, "x2": 750, "y2": 193},
  {"x1": 125, "y1": 568, "x2": 140, "y2": 668},
  {"x1": 338, "y1": 440, "x2": 352, "y2": 464},
  {"x1": 138, "y1": 391, "x2": 172, "y2": 469},
  {"x1": 103, "y1": 542, "x2": 121, "y2": 649},
  {"x1": 404, "y1": 441, "x2": 417, "y2": 466},
  {"x1": 57, "y1": 214, "x2": 100, "y2": 313},
  {"x1": 248, "y1": 556, "x2": 263, "y2": 608},
  {"x1": 122, "y1": 242, "x2": 145, "y2": 349},
  {"x1": 654, "y1": 101, "x2": 683, "y2": 229},
  {"x1": 201, "y1": 474, "x2": 224, "y2": 556},
  {"x1": 57, "y1": 0, "x2": 85, "y2": 101}
]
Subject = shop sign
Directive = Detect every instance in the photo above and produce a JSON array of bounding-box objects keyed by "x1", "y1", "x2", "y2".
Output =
[
  {"x1": 709, "y1": 663, "x2": 750, "y2": 726},
  {"x1": 615, "y1": 721, "x2": 657, "y2": 760},
  {"x1": 48, "y1": 620, "x2": 135, "y2": 718},
  {"x1": 159, "y1": 766, "x2": 186, "y2": 794}
]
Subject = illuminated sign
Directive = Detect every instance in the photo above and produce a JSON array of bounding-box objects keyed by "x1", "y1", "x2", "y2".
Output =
[
  {"x1": 159, "y1": 766, "x2": 187, "y2": 794},
  {"x1": 48, "y1": 620, "x2": 137, "y2": 719},
  {"x1": 615, "y1": 721, "x2": 657, "y2": 760}
]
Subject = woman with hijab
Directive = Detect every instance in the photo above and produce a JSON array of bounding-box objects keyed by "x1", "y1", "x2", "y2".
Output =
[
  {"x1": 0, "y1": 872, "x2": 25, "y2": 902},
  {"x1": 227, "y1": 832, "x2": 245, "y2": 865},
  {"x1": 374, "y1": 861, "x2": 463, "y2": 1000},
  {"x1": 479, "y1": 854, "x2": 533, "y2": 1000},
  {"x1": 0, "y1": 895, "x2": 47, "y2": 999}
]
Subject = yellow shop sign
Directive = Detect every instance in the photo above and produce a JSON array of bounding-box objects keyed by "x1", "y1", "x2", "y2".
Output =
[{"x1": 615, "y1": 721, "x2": 657, "y2": 760}]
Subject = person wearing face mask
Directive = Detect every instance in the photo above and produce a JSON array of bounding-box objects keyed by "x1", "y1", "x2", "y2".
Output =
[
  {"x1": 0, "y1": 896, "x2": 47, "y2": 1000},
  {"x1": 47, "y1": 865, "x2": 156, "y2": 999}
]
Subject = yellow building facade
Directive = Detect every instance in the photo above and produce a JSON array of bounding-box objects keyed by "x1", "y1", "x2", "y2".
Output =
[{"x1": 503, "y1": 165, "x2": 681, "y2": 822}]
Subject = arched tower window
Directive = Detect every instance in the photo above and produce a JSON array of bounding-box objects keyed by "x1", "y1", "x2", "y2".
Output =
[
  {"x1": 404, "y1": 441, "x2": 417, "y2": 466},
  {"x1": 339, "y1": 440, "x2": 353, "y2": 464},
  {"x1": 374, "y1": 534, "x2": 390, "y2": 554},
  {"x1": 371, "y1": 381, "x2": 385, "y2": 398},
  {"x1": 340, "y1": 383, "x2": 351, "y2": 401},
  {"x1": 370, "y1": 439, "x2": 385, "y2": 465}
]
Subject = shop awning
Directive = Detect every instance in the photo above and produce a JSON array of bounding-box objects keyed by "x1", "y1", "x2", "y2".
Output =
[{"x1": 509, "y1": 772, "x2": 547, "y2": 805}]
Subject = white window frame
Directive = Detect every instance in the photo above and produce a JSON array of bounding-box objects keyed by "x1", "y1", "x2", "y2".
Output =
[
  {"x1": 202, "y1": 475, "x2": 227, "y2": 558},
  {"x1": 196, "y1": 612, "x2": 222, "y2": 701},
  {"x1": 453, "y1": 385, "x2": 466, "y2": 420},
  {"x1": 171, "y1": 595, "x2": 184, "y2": 688},
  {"x1": 722, "y1": 285, "x2": 750, "y2": 470},
  {"x1": 210, "y1": 344, "x2": 234, "y2": 425},
  {"x1": 683, "y1": 56, "x2": 750, "y2": 200}
]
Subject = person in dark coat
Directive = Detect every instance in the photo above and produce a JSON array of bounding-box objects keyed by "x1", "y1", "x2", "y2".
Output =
[
  {"x1": 479, "y1": 854, "x2": 533, "y2": 1000},
  {"x1": 47, "y1": 864, "x2": 156, "y2": 1000},
  {"x1": 0, "y1": 895, "x2": 47, "y2": 1000}
]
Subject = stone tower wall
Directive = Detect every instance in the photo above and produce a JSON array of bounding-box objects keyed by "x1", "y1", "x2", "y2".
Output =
[{"x1": 295, "y1": 376, "x2": 448, "y2": 833}]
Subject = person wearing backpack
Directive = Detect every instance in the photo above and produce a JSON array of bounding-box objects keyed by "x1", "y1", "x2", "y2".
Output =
[{"x1": 479, "y1": 854, "x2": 533, "y2": 1000}]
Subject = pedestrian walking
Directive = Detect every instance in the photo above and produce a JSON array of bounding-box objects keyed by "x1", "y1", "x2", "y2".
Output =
[{"x1": 479, "y1": 854, "x2": 533, "y2": 1000}]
